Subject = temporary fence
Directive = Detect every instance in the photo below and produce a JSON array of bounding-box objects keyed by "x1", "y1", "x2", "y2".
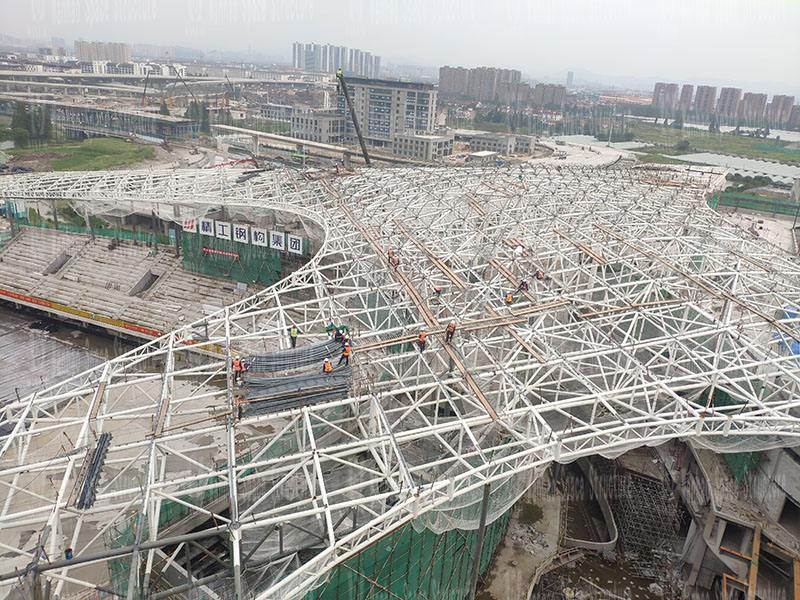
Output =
[{"x1": 10, "y1": 217, "x2": 171, "y2": 245}]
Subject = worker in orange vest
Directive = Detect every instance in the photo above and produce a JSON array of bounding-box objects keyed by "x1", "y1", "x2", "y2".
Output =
[
  {"x1": 434, "y1": 286, "x2": 442, "y2": 298},
  {"x1": 418, "y1": 329, "x2": 427, "y2": 352},
  {"x1": 323, "y1": 359, "x2": 333, "y2": 373},
  {"x1": 232, "y1": 357, "x2": 241, "y2": 382},
  {"x1": 535, "y1": 269, "x2": 544, "y2": 280},
  {"x1": 445, "y1": 320, "x2": 456, "y2": 343},
  {"x1": 392, "y1": 256, "x2": 400, "y2": 268},
  {"x1": 338, "y1": 343, "x2": 351, "y2": 366},
  {"x1": 505, "y1": 292, "x2": 513, "y2": 305},
  {"x1": 387, "y1": 248, "x2": 394, "y2": 263},
  {"x1": 517, "y1": 280, "x2": 529, "y2": 292}
]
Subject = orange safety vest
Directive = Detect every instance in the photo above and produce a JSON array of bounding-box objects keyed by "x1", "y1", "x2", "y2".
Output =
[
  {"x1": 419, "y1": 331, "x2": 427, "y2": 342},
  {"x1": 536, "y1": 271, "x2": 543, "y2": 279},
  {"x1": 388, "y1": 249, "x2": 393, "y2": 258},
  {"x1": 233, "y1": 359, "x2": 241, "y2": 371},
  {"x1": 505, "y1": 293, "x2": 513, "y2": 303},
  {"x1": 342, "y1": 345, "x2": 351, "y2": 357},
  {"x1": 324, "y1": 361, "x2": 333, "y2": 372},
  {"x1": 447, "y1": 323, "x2": 455, "y2": 333}
]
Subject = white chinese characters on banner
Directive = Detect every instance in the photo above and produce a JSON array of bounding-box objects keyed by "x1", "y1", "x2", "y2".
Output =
[
  {"x1": 190, "y1": 220, "x2": 304, "y2": 253},
  {"x1": 215, "y1": 221, "x2": 232, "y2": 240},
  {"x1": 269, "y1": 231, "x2": 285, "y2": 251},
  {"x1": 287, "y1": 234, "x2": 303, "y2": 255},
  {"x1": 251, "y1": 227, "x2": 268, "y2": 247},
  {"x1": 233, "y1": 224, "x2": 250, "y2": 244},
  {"x1": 198, "y1": 218, "x2": 214, "y2": 236},
  {"x1": 182, "y1": 217, "x2": 198, "y2": 233}
]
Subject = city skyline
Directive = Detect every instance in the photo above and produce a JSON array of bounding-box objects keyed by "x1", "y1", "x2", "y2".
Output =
[{"x1": 2, "y1": 0, "x2": 797, "y2": 96}]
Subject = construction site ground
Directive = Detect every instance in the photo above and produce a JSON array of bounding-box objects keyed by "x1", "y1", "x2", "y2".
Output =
[{"x1": 478, "y1": 475, "x2": 561, "y2": 600}]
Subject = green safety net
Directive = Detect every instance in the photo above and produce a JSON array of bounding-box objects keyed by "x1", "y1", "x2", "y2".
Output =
[
  {"x1": 181, "y1": 231, "x2": 309, "y2": 285},
  {"x1": 302, "y1": 510, "x2": 510, "y2": 600}
]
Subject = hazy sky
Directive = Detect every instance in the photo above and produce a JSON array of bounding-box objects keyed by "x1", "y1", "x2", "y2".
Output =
[{"x1": 3, "y1": 0, "x2": 799, "y2": 91}]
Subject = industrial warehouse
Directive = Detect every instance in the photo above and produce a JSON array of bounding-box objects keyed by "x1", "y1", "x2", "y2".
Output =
[{"x1": 0, "y1": 162, "x2": 800, "y2": 600}]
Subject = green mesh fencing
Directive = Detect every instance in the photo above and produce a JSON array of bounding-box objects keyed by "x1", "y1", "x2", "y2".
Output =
[
  {"x1": 180, "y1": 231, "x2": 310, "y2": 285},
  {"x1": 302, "y1": 510, "x2": 510, "y2": 600},
  {"x1": 12, "y1": 219, "x2": 171, "y2": 245},
  {"x1": 698, "y1": 387, "x2": 761, "y2": 483},
  {"x1": 708, "y1": 192, "x2": 800, "y2": 217}
]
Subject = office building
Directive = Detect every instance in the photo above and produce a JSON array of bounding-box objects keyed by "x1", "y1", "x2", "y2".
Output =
[
  {"x1": 392, "y1": 132, "x2": 454, "y2": 161},
  {"x1": 738, "y1": 93, "x2": 767, "y2": 124},
  {"x1": 469, "y1": 133, "x2": 535, "y2": 155},
  {"x1": 694, "y1": 86, "x2": 717, "y2": 114},
  {"x1": 678, "y1": 84, "x2": 694, "y2": 113},
  {"x1": 716, "y1": 87, "x2": 742, "y2": 118},
  {"x1": 651, "y1": 82, "x2": 680, "y2": 110},
  {"x1": 292, "y1": 42, "x2": 380, "y2": 78},
  {"x1": 337, "y1": 77, "x2": 448, "y2": 160},
  {"x1": 290, "y1": 108, "x2": 344, "y2": 144},
  {"x1": 261, "y1": 103, "x2": 294, "y2": 123}
]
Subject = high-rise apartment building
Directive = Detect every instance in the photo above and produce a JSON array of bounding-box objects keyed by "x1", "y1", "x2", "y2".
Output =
[
  {"x1": 74, "y1": 41, "x2": 131, "y2": 63},
  {"x1": 678, "y1": 84, "x2": 694, "y2": 112},
  {"x1": 738, "y1": 92, "x2": 768, "y2": 123},
  {"x1": 768, "y1": 95, "x2": 796, "y2": 125},
  {"x1": 716, "y1": 87, "x2": 742, "y2": 118},
  {"x1": 437, "y1": 65, "x2": 521, "y2": 103},
  {"x1": 651, "y1": 82, "x2": 680, "y2": 110},
  {"x1": 292, "y1": 42, "x2": 380, "y2": 78},
  {"x1": 694, "y1": 86, "x2": 717, "y2": 113},
  {"x1": 566, "y1": 71, "x2": 574, "y2": 88},
  {"x1": 531, "y1": 84, "x2": 565, "y2": 108},
  {"x1": 438, "y1": 66, "x2": 471, "y2": 98}
]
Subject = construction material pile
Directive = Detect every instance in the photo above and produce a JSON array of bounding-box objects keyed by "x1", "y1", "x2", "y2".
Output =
[
  {"x1": 247, "y1": 339, "x2": 342, "y2": 372},
  {"x1": 243, "y1": 367, "x2": 352, "y2": 414}
]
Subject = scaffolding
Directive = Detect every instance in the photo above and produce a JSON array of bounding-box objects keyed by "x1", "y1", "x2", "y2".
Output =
[{"x1": 2, "y1": 164, "x2": 800, "y2": 600}]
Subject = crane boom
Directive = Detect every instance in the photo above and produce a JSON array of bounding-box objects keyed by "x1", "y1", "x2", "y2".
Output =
[{"x1": 336, "y1": 70, "x2": 371, "y2": 166}]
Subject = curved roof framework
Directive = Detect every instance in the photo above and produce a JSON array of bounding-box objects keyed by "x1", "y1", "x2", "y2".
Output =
[{"x1": 1, "y1": 164, "x2": 800, "y2": 599}]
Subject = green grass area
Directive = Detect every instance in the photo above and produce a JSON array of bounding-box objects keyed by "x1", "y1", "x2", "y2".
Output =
[
  {"x1": 628, "y1": 121, "x2": 800, "y2": 164},
  {"x1": 7, "y1": 137, "x2": 154, "y2": 170},
  {"x1": 630, "y1": 145, "x2": 694, "y2": 165},
  {"x1": 231, "y1": 119, "x2": 289, "y2": 134}
]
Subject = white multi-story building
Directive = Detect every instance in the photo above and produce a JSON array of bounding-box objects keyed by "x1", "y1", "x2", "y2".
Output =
[
  {"x1": 337, "y1": 77, "x2": 438, "y2": 154},
  {"x1": 292, "y1": 42, "x2": 380, "y2": 78}
]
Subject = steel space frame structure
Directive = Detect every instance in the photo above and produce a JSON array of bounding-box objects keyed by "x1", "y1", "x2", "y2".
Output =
[{"x1": 1, "y1": 165, "x2": 800, "y2": 599}]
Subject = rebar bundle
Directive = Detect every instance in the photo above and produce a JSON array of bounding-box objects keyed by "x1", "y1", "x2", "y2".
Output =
[
  {"x1": 246, "y1": 339, "x2": 343, "y2": 372},
  {"x1": 244, "y1": 367, "x2": 352, "y2": 414}
]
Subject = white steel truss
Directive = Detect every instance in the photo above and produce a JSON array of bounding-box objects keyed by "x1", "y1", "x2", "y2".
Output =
[{"x1": 1, "y1": 164, "x2": 800, "y2": 599}]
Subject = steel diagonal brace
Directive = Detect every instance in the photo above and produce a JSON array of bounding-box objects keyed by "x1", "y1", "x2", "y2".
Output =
[
  {"x1": 302, "y1": 408, "x2": 337, "y2": 548},
  {"x1": 370, "y1": 394, "x2": 415, "y2": 493}
]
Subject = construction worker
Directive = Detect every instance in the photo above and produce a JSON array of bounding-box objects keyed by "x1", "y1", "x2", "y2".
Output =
[
  {"x1": 505, "y1": 291, "x2": 514, "y2": 305},
  {"x1": 517, "y1": 280, "x2": 529, "y2": 292},
  {"x1": 323, "y1": 359, "x2": 333, "y2": 373},
  {"x1": 535, "y1": 269, "x2": 544, "y2": 280},
  {"x1": 434, "y1": 286, "x2": 442, "y2": 298},
  {"x1": 343, "y1": 334, "x2": 352, "y2": 348},
  {"x1": 232, "y1": 356, "x2": 241, "y2": 382},
  {"x1": 417, "y1": 329, "x2": 427, "y2": 352},
  {"x1": 392, "y1": 256, "x2": 400, "y2": 268},
  {"x1": 289, "y1": 324, "x2": 301, "y2": 349},
  {"x1": 445, "y1": 320, "x2": 456, "y2": 343},
  {"x1": 336, "y1": 68, "x2": 343, "y2": 79},
  {"x1": 241, "y1": 358, "x2": 251, "y2": 374},
  {"x1": 338, "y1": 343, "x2": 351, "y2": 366},
  {"x1": 387, "y1": 248, "x2": 394, "y2": 263}
]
